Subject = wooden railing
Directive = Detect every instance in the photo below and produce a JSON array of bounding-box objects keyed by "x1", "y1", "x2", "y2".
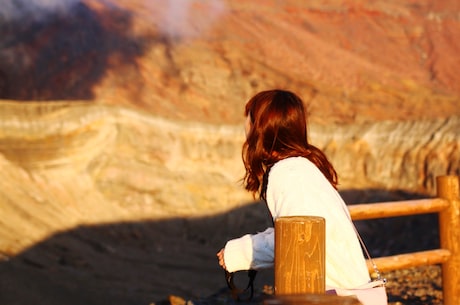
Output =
[
  {"x1": 273, "y1": 175, "x2": 460, "y2": 305},
  {"x1": 348, "y1": 175, "x2": 460, "y2": 305}
]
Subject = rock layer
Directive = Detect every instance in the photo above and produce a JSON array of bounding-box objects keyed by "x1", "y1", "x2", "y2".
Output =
[{"x1": 0, "y1": 102, "x2": 458, "y2": 256}]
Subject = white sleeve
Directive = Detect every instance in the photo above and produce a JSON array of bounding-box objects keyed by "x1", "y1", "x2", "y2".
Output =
[{"x1": 223, "y1": 227, "x2": 274, "y2": 272}]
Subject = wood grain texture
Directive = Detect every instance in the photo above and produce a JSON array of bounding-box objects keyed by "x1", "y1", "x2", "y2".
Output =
[
  {"x1": 437, "y1": 176, "x2": 460, "y2": 305},
  {"x1": 275, "y1": 216, "x2": 325, "y2": 295}
]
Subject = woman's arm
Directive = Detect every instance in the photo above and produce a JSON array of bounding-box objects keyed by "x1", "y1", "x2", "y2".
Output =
[{"x1": 221, "y1": 227, "x2": 274, "y2": 272}]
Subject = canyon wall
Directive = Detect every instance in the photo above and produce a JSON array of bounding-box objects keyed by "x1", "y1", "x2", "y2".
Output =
[{"x1": 1, "y1": 102, "x2": 458, "y2": 256}]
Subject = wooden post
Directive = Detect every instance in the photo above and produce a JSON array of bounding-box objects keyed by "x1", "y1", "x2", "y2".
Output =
[
  {"x1": 274, "y1": 216, "x2": 325, "y2": 295},
  {"x1": 436, "y1": 175, "x2": 460, "y2": 305}
]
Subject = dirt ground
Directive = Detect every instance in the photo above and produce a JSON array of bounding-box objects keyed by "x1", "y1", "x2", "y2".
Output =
[{"x1": 0, "y1": 191, "x2": 444, "y2": 305}]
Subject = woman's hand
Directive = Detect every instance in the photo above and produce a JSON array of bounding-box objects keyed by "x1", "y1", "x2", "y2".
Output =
[{"x1": 217, "y1": 248, "x2": 226, "y2": 270}]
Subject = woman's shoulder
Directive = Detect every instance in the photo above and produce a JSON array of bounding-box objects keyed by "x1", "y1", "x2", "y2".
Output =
[
  {"x1": 270, "y1": 156, "x2": 320, "y2": 179},
  {"x1": 272, "y1": 156, "x2": 316, "y2": 171}
]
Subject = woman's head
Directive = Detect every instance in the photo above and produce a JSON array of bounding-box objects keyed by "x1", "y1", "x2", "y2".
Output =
[
  {"x1": 242, "y1": 89, "x2": 337, "y2": 198},
  {"x1": 244, "y1": 90, "x2": 309, "y2": 159}
]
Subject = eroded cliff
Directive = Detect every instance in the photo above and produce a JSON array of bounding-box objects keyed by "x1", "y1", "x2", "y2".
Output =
[{"x1": 1, "y1": 102, "x2": 458, "y2": 257}]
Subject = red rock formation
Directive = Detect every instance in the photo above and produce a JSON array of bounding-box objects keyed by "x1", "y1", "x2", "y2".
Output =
[{"x1": 1, "y1": 0, "x2": 459, "y2": 124}]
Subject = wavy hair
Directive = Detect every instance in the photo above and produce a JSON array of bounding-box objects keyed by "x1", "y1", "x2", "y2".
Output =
[{"x1": 242, "y1": 89, "x2": 338, "y2": 199}]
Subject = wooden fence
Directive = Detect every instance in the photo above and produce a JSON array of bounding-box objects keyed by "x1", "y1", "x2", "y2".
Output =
[
  {"x1": 273, "y1": 175, "x2": 460, "y2": 305},
  {"x1": 348, "y1": 175, "x2": 460, "y2": 305}
]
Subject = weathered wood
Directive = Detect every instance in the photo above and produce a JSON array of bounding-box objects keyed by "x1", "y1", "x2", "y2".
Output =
[
  {"x1": 264, "y1": 294, "x2": 362, "y2": 305},
  {"x1": 275, "y1": 216, "x2": 325, "y2": 295},
  {"x1": 349, "y1": 198, "x2": 449, "y2": 220},
  {"x1": 365, "y1": 249, "x2": 451, "y2": 273},
  {"x1": 437, "y1": 175, "x2": 460, "y2": 305}
]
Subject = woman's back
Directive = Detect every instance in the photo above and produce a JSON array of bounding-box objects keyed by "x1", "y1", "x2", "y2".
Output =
[{"x1": 266, "y1": 156, "x2": 370, "y2": 288}]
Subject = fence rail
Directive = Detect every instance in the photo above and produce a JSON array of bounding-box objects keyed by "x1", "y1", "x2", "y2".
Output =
[
  {"x1": 349, "y1": 198, "x2": 449, "y2": 220},
  {"x1": 348, "y1": 175, "x2": 460, "y2": 305}
]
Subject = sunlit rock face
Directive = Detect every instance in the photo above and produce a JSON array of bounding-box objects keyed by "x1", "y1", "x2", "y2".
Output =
[
  {"x1": 0, "y1": 102, "x2": 459, "y2": 256},
  {"x1": 0, "y1": 0, "x2": 459, "y2": 254}
]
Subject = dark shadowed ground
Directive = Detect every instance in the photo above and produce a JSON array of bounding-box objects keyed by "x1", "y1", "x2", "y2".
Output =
[{"x1": 0, "y1": 189, "x2": 442, "y2": 305}]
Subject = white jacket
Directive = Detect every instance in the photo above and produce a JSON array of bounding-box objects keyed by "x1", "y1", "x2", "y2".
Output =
[{"x1": 223, "y1": 156, "x2": 371, "y2": 289}]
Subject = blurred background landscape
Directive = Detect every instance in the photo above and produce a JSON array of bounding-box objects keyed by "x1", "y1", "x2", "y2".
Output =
[{"x1": 0, "y1": 0, "x2": 459, "y2": 304}]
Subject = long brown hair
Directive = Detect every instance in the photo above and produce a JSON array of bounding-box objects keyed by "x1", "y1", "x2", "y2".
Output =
[{"x1": 242, "y1": 89, "x2": 338, "y2": 199}]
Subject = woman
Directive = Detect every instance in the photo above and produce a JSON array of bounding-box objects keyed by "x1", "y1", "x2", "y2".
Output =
[{"x1": 217, "y1": 89, "x2": 370, "y2": 289}]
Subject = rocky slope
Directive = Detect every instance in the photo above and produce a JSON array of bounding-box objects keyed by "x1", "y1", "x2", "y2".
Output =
[{"x1": 1, "y1": 0, "x2": 460, "y2": 124}]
